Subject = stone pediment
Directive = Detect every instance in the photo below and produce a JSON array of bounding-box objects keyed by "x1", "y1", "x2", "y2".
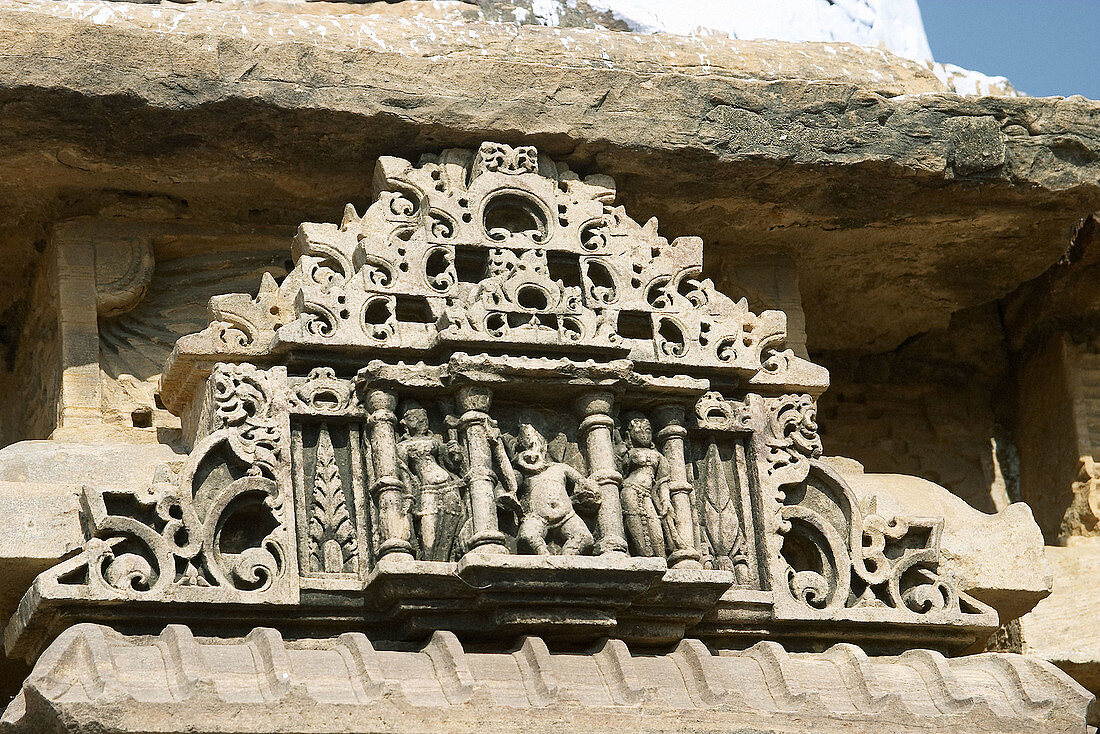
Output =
[
  {"x1": 158, "y1": 141, "x2": 827, "y2": 412},
  {"x1": 5, "y1": 143, "x2": 996, "y2": 663}
]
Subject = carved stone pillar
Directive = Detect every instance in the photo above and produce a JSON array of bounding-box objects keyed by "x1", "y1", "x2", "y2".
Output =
[
  {"x1": 654, "y1": 402, "x2": 702, "y2": 568},
  {"x1": 455, "y1": 386, "x2": 509, "y2": 556},
  {"x1": 364, "y1": 388, "x2": 414, "y2": 560},
  {"x1": 576, "y1": 391, "x2": 628, "y2": 555}
]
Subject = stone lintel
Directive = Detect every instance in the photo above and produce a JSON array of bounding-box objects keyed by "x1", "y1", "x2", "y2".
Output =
[{"x1": 0, "y1": 623, "x2": 1091, "y2": 734}]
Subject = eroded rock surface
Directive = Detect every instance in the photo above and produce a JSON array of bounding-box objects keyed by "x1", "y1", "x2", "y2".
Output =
[{"x1": 0, "y1": 0, "x2": 1097, "y2": 371}]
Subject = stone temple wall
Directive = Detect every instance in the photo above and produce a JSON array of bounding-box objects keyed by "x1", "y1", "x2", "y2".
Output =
[
  {"x1": 818, "y1": 379, "x2": 1005, "y2": 513},
  {"x1": 1016, "y1": 335, "x2": 1085, "y2": 540},
  {"x1": 722, "y1": 260, "x2": 1013, "y2": 515}
]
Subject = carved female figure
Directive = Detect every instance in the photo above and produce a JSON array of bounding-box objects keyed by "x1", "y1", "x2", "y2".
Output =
[
  {"x1": 513, "y1": 423, "x2": 600, "y2": 555},
  {"x1": 617, "y1": 412, "x2": 688, "y2": 557},
  {"x1": 396, "y1": 400, "x2": 468, "y2": 561}
]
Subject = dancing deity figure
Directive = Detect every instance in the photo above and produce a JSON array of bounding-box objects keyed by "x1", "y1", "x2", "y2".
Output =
[
  {"x1": 618, "y1": 412, "x2": 689, "y2": 557},
  {"x1": 396, "y1": 401, "x2": 468, "y2": 561},
  {"x1": 512, "y1": 423, "x2": 600, "y2": 555}
]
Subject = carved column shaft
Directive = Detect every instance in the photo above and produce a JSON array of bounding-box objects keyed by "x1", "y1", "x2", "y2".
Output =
[
  {"x1": 364, "y1": 388, "x2": 414, "y2": 560},
  {"x1": 655, "y1": 402, "x2": 702, "y2": 568},
  {"x1": 455, "y1": 386, "x2": 509, "y2": 555},
  {"x1": 577, "y1": 391, "x2": 628, "y2": 555}
]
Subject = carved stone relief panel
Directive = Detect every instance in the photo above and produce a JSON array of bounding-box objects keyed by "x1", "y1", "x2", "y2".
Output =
[
  {"x1": 690, "y1": 433, "x2": 757, "y2": 584},
  {"x1": 773, "y1": 463, "x2": 988, "y2": 621},
  {"x1": 260, "y1": 363, "x2": 736, "y2": 571},
  {"x1": 292, "y1": 421, "x2": 367, "y2": 578},
  {"x1": 7, "y1": 143, "x2": 998, "y2": 662},
  {"x1": 753, "y1": 393, "x2": 992, "y2": 635},
  {"x1": 159, "y1": 142, "x2": 829, "y2": 411},
  {"x1": 16, "y1": 362, "x2": 298, "y2": 643}
]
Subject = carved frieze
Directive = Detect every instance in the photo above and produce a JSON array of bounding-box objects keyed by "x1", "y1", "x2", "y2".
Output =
[{"x1": 7, "y1": 143, "x2": 996, "y2": 662}]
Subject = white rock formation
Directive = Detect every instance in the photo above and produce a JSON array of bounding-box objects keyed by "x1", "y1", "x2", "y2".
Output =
[
  {"x1": 559, "y1": 0, "x2": 933, "y2": 62},
  {"x1": 520, "y1": 0, "x2": 1017, "y2": 95}
]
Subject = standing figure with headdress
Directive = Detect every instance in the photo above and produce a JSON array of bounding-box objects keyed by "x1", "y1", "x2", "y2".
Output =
[
  {"x1": 617, "y1": 411, "x2": 688, "y2": 558},
  {"x1": 512, "y1": 423, "x2": 600, "y2": 555},
  {"x1": 396, "y1": 400, "x2": 469, "y2": 561}
]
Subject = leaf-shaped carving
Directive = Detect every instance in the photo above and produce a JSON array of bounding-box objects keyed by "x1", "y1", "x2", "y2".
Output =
[
  {"x1": 308, "y1": 425, "x2": 358, "y2": 574},
  {"x1": 698, "y1": 440, "x2": 749, "y2": 578}
]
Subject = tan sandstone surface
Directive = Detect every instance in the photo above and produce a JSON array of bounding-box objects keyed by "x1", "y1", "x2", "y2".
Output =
[
  {"x1": 0, "y1": 0, "x2": 1097, "y2": 368},
  {"x1": 0, "y1": 132, "x2": 1086, "y2": 732},
  {"x1": 0, "y1": 2, "x2": 1096, "y2": 730},
  {"x1": 1021, "y1": 539, "x2": 1100, "y2": 694}
]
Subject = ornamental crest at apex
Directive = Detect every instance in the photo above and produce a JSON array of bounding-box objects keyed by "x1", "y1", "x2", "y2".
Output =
[
  {"x1": 159, "y1": 141, "x2": 825, "y2": 407},
  {"x1": 6, "y1": 143, "x2": 997, "y2": 662}
]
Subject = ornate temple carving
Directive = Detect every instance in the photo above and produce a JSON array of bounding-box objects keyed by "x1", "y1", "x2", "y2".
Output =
[
  {"x1": 6, "y1": 143, "x2": 997, "y2": 662},
  {"x1": 307, "y1": 423, "x2": 358, "y2": 574}
]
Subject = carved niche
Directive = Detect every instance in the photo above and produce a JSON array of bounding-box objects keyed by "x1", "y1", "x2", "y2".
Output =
[{"x1": 6, "y1": 143, "x2": 997, "y2": 662}]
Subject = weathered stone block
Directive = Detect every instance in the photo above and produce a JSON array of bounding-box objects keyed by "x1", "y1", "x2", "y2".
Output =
[
  {"x1": 1019, "y1": 539, "x2": 1100, "y2": 696},
  {"x1": 944, "y1": 115, "x2": 1007, "y2": 175},
  {"x1": 1, "y1": 623, "x2": 1091, "y2": 734}
]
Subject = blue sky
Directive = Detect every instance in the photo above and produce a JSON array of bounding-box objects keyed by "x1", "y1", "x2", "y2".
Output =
[{"x1": 919, "y1": 0, "x2": 1100, "y2": 98}]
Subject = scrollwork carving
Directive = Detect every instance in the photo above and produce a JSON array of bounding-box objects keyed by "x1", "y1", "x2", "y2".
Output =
[
  {"x1": 424, "y1": 246, "x2": 458, "y2": 292},
  {"x1": 383, "y1": 188, "x2": 422, "y2": 219},
  {"x1": 428, "y1": 210, "x2": 457, "y2": 240},
  {"x1": 361, "y1": 295, "x2": 397, "y2": 342},
  {"x1": 777, "y1": 500, "x2": 849, "y2": 613},
  {"x1": 85, "y1": 501, "x2": 176, "y2": 598},
  {"x1": 202, "y1": 475, "x2": 284, "y2": 592},
  {"x1": 59, "y1": 363, "x2": 291, "y2": 602},
  {"x1": 775, "y1": 463, "x2": 985, "y2": 622},
  {"x1": 847, "y1": 502, "x2": 960, "y2": 614},
  {"x1": 760, "y1": 346, "x2": 794, "y2": 375},
  {"x1": 211, "y1": 363, "x2": 281, "y2": 479},
  {"x1": 301, "y1": 300, "x2": 339, "y2": 339},
  {"x1": 161, "y1": 141, "x2": 826, "y2": 419}
]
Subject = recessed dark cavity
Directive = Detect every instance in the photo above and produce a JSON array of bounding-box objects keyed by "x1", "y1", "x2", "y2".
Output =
[{"x1": 483, "y1": 193, "x2": 548, "y2": 243}]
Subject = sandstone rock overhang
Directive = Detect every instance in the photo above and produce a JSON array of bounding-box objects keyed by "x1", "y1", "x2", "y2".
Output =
[{"x1": 0, "y1": 0, "x2": 1098, "y2": 360}]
